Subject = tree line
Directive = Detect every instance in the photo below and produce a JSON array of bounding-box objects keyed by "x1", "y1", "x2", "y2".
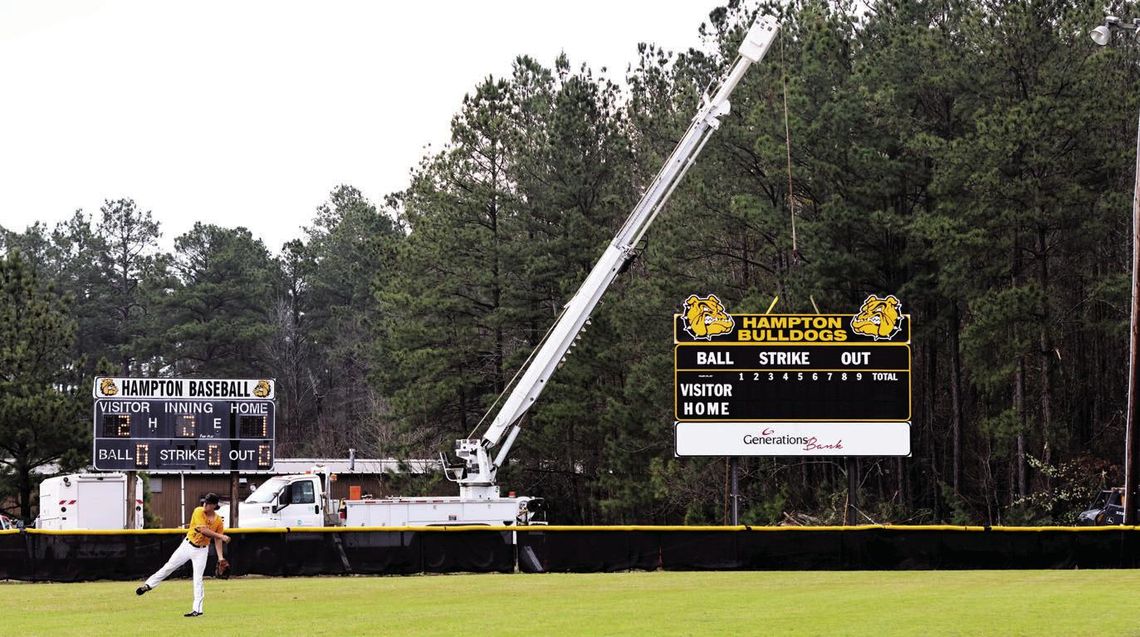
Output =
[{"x1": 2, "y1": 0, "x2": 1137, "y2": 525}]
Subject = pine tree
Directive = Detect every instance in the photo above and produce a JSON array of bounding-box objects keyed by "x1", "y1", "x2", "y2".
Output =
[
  {"x1": 0, "y1": 251, "x2": 87, "y2": 520},
  {"x1": 158, "y1": 223, "x2": 276, "y2": 376}
]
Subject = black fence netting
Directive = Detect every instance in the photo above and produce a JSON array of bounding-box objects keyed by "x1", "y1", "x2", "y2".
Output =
[
  {"x1": 518, "y1": 527, "x2": 1140, "y2": 572},
  {"x1": 2, "y1": 529, "x2": 514, "y2": 582},
  {"x1": 4, "y1": 526, "x2": 1140, "y2": 581},
  {"x1": 517, "y1": 530, "x2": 660, "y2": 573}
]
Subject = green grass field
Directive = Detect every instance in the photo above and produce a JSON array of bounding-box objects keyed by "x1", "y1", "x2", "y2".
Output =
[{"x1": 4, "y1": 570, "x2": 1140, "y2": 636}]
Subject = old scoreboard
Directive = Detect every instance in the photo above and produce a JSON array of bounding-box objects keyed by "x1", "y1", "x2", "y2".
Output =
[
  {"x1": 673, "y1": 294, "x2": 911, "y2": 456},
  {"x1": 92, "y1": 377, "x2": 276, "y2": 472}
]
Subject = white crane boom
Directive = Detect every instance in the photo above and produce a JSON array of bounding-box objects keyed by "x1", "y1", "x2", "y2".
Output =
[{"x1": 448, "y1": 15, "x2": 780, "y2": 499}]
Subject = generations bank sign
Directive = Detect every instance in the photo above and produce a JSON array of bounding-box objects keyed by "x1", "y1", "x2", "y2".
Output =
[
  {"x1": 91, "y1": 377, "x2": 276, "y2": 472},
  {"x1": 673, "y1": 294, "x2": 911, "y2": 457}
]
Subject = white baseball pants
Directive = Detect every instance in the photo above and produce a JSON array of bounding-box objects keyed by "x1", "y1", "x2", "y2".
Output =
[{"x1": 145, "y1": 539, "x2": 209, "y2": 613}]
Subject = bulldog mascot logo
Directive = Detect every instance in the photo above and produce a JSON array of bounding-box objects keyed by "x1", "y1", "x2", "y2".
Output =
[
  {"x1": 850, "y1": 294, "x2": 903, "y2": 341},
  {"x1": 99, "y1": 378, "x2": 118, "y2": 396},
  {"x1": 681, "y1": 294, "x2": 735, "y2": 340},
  {"x1": 253, "y1": 380, "x2": 271, "y2": 398}
]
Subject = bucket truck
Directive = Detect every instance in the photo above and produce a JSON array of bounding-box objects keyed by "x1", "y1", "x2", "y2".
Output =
[
  {"x1": 445, "y1": 16, "x2": 781, "y2": 500},
  {"x1": 237, "y1": 15, "x2": 779, "y2": 528}
]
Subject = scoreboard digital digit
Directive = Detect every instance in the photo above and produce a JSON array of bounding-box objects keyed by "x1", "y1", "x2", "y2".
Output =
[
  {"x1": 91, "y1": 377, "x2": 276, "y2": 472},
  {"x1": 673, "y1": 294, "x2": 912, "y2": 457}
]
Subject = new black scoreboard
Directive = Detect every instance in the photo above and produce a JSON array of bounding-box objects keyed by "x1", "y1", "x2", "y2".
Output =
[
  {"x1": 92, "y1": 377, "x2": 276, "y2": 472},
  {"x1": 674, "y1": 296, "x2": 911, "y2": 456}
]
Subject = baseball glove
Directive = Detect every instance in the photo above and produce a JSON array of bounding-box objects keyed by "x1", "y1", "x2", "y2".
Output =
[{"x1": 215, "y1": 558, "x2": 230, "y2": 579}]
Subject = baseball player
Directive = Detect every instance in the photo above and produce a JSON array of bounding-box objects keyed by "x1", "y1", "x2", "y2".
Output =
[{"x1": 136, "y1": 492, "x2": 231, "y2": 617}]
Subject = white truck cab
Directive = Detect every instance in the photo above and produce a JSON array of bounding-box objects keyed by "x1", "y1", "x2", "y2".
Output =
[{"x1": 239, "y1": 473, "x2": 329, "y2": 528}]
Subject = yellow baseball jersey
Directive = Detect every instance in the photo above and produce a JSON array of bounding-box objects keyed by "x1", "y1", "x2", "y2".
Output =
[{"x1": 186, "y1": 506, "x2": 224, "y2": 547}]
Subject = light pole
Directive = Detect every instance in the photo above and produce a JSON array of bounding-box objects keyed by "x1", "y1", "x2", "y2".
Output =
[{"x1": 1092, "y1": 15, "x2": 1140, "y2": 525}]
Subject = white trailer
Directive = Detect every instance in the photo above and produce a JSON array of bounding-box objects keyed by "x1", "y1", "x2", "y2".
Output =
[{"x1": 36, "y1": 473, "x2": 144, "y2": 530}]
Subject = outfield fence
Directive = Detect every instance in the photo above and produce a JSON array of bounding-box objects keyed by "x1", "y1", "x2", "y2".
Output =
[{"x1": 3, "y1": 525, "x2": 1140, "y2": 582}]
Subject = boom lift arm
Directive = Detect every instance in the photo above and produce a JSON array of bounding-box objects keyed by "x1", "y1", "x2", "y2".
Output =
[{"x1": 447, "y1": 16, "x2": 780, "y2": 499}]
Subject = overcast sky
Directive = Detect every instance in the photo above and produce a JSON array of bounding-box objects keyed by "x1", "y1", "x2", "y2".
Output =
[{"x1": 0, "y1": 0, "x2": 725, "y2": 253}]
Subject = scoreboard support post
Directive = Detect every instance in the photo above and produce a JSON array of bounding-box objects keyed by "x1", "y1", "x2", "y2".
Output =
[
  {"x1": 845, "y1": 458, "x2": 859, "y2": 526},
  {"x1": 230, "y1": 471, "x2": 239, "y2": 528},
  {"x1": 730, "y1": 458, "x2": 740, "y2": 525},
  {"x1": 179, "y1": 472, "x2": 186, "y2": 527},
  {"x1": 126, "y1": 471, "x2": 137, "y2": 529}
]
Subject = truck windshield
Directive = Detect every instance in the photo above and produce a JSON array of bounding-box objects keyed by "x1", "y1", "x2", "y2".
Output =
[{"x1": 245, "y1": 477, "x2": 289, "y2": 503}]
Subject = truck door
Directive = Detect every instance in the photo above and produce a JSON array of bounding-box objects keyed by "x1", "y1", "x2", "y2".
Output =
[{"x1": 276, "y1": 477, "x2": 323, "y2": 527}]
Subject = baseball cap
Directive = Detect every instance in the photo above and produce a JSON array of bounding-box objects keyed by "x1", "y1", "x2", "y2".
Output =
[{"x1": 203, "y1": 493, "x2": 221, "y2": 506}]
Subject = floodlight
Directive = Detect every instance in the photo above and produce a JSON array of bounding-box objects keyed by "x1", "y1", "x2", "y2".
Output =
[{"x1": 1092, "y1": 24, "x2": 1112, "y2": 46}]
